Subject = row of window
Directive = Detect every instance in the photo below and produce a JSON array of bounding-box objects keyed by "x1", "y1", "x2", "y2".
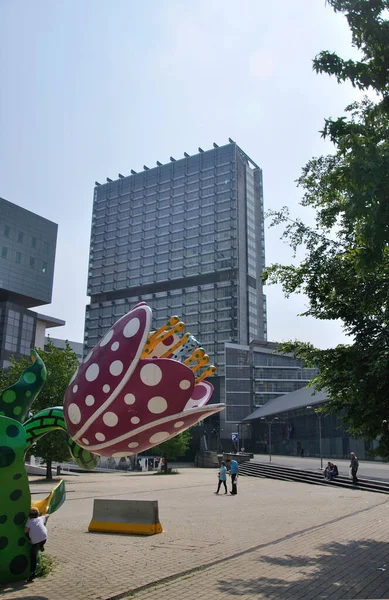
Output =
[
  {"x1": 94, "y1": 191, "x2": 235, "y2": 217},
  {"x1": 3, "y1": 311, "x2": 35, "y2": 353},
  {"x1": 96, "y1": 183, "x2": 236, "y2": 209},
  {"x1": 0, "y1": 247, "x2": 48, "y2": 272},
  {"x1": 93, "y1": 197, "x2": 237, "y2": 226},
  {"x1": 2, "y1": 226, "x2": 50, "y2": 252},
  {"x1": 254, "y1": 381, "x2": 311, "y2": 394},
  {"x1": 95, "y1": 162, "x2": 235, "y2": 199}
]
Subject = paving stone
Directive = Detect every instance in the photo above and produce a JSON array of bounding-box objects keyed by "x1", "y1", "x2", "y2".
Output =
[{"x1": 1, "y1": 469, "x2": 389, "y2": 600}]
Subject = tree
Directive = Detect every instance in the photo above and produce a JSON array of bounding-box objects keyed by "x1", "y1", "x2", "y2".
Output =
[
  {"x1": 264, "y1": 0, "x2": 389, "y2": 458},
  {"x1": 150, "y1": 430, "x2": 192, "y2": 473},
  {"x1": 0, "y1": 340, "x2": 79, "y2": 478}
]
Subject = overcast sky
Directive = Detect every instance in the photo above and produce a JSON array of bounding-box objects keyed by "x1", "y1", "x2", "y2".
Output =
[{"x1": 1, "y1": 0, "x2": 360, "y2": 348}]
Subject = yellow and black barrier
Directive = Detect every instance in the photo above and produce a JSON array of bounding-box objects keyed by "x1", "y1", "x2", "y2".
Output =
[{"x1": 88, "y1": 499, "x2": 163, "y2": 535}]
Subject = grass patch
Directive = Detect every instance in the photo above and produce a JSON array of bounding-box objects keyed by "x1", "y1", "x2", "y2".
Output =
[{"x1": 36, "y1": 553, "x2": 54, "y2": 578}]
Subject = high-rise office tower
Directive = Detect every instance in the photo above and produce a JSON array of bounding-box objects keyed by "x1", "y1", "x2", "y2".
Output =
[{"x1": 85, "y1": 141, "x2": 267, "y2": 402}]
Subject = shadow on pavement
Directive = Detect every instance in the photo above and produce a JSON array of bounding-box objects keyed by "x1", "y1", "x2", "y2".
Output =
[
  {"x1": 217, "y1": 539, "x2": 389, "y2": 599},
  {"x1": 0, "y1": 577, "x2": 49, "y2": 599},
  {"x1": 2, "y1": 597, "x2": 49, "y2": 600}
]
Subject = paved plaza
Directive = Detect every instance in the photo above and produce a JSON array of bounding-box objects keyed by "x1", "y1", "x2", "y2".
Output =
[{"x1": 2, "y1": 467, "x2": 389, "y2": 600}]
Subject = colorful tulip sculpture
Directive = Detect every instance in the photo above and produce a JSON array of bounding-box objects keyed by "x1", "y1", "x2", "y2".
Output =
[
  {"x1": 0, "y1": 302, "x2": 224, "y2": 583},
  {"x1": 64, "y1": 302, "x2": 224, "y2": 456}
]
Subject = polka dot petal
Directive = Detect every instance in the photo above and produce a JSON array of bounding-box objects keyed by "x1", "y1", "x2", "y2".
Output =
[
  {"x1": 147, "y1": 396, "x2": 168, "y2": 414},
  {"x1": 68, "y1": 404, "x2": 81, "y2": 425},
  {"x1": 103, "y1": 412, "x2": 119, "y2": 427},
  {"x1": 140, "y1": 364, "x2": 163, "y2": 386},
  {"x1": 100, "y1": 329, "x2": 114, "y2": 347},
  {"x1": 123, "y1": 317, "x2": 140, "y2": 338},
  {"x1": 110, "y1": 360, "x2": 124, "y2": 376},
  {"x1": 85, "y1": 395, "x2": 95, "y2": 406},
  {"x1": 85, "y1": 363, "x2": 99, "y2": 382},
  {"x1": 149, "y1": 431, "x2": 170, "y2": 444},
  {"x1": 124, "y1": 394, "x2": 136, "y2": 405}
]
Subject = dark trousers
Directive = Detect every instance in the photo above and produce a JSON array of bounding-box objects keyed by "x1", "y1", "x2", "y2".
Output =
[
  {"x1": 231, "y1": 473, "x2": 237, "y2": 495},
  {"x1": 352, "y1": 468, "x2": 358, "y2": 484},
  {"x1": 30, "y1": 540, "x2": 46, "y2": 576},
  {"x1": 216, "y1": 479, "x2": 227, "y2": 493}
]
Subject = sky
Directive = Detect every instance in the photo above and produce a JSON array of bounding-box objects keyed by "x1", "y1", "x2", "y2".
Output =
[{"x1": 0, "y1": 0, "x2": 361, "y2": 348}]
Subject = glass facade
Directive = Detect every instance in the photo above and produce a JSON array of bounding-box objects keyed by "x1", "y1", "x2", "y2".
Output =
[
  {"x1": 0, "y1": 198, "x2": 57, "y2": 307},
  {"x1": 0, "y1": 302, "x2": 37, "y2": 368},
  {"x1": 252, "y1": 405, "x2": 369, "y2": 460},
  {"x1": 224, "y1": 342, "x2": 318, "y2": 423},
  {"x1": 85, "y1": 142, "x2": 267, "y2": 371},
  {"x1": 0, "y1": 198, "x2": 58, "y2": 368}
]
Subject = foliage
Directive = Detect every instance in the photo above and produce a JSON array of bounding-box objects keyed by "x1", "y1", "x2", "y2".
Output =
[
  {"x1": 264, "y1": 0, "x2": 389, "y2": 457},
  {"x1": 150, "y1": 430, "x2": 191, "y2": 472},
  {"x1": 36, "y1": 553, "x2": 54, "y2": 578},
  {"x1": 0, "y1": 340, "x2": 78, "y2": 477}
]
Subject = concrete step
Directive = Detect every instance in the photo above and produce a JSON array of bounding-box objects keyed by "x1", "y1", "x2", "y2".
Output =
[{"x1": 239, "y1": 461, "x2": 389, "y2": 495}]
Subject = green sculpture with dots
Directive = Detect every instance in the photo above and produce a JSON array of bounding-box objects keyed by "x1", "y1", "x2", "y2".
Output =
[{"x1": 0, "y1": 351, "x2": 99, "y2": 583}]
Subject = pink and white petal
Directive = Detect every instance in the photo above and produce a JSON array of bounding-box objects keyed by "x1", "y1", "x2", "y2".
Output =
[
  {"x1": 81, "y1": 358, "x2": 195, "y2": 442},
  {"x1": 183, "y1": 381, "x2": 214, "y2": 410},
  {"x1": 86, "y1": 404, "x2": 225, "y2": 456},
  {"x1": 64, "y1": 303, "x2": 152, "y2": 439}
]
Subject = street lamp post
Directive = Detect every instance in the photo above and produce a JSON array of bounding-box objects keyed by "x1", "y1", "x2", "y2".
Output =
[
  {"x1": 306, "y1": 406, "x2": 323, "y2": 469},
  {"x1": 261, "y1": 416, "x2": 279, "y2": 462}
]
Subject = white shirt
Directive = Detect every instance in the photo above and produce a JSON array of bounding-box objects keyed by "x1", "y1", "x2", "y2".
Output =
[{"x1": 25, "y1": 516, "x2": 47, "y2": 544}]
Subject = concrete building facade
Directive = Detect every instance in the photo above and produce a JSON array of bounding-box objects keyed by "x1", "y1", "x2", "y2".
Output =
[{"x1": 0, "y1": 197, "x2": 59, "y2": 368}]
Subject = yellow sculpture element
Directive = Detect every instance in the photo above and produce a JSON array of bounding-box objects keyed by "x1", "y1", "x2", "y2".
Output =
[
  {"x1": 192, "y1": 355, "x2": 210, "y2": 373},
  {"x1": 184, "y1": 347, "x2": 205, "y2": 366},
  {"x1": 31, "y1": 479, "x2": 66, "y2": 515},
  {"x1": 195, "y1": 365, "x2": 217, "y2": 384},
  {"x1": 141, "y1": 318, "x2": 185, "y2": 357}
]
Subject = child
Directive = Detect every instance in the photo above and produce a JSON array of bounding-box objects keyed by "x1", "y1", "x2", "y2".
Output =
[
  {"x1": 24, "y1": 508, "x2": 50, "y2": 581},
  {"x1": 214, "y1": 461, "x2": 228, "y2": 494}
]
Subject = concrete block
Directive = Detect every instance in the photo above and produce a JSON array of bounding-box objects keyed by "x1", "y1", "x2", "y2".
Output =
[{"x1": 88, "y1": 499, "x2": 163, "y2": 535}]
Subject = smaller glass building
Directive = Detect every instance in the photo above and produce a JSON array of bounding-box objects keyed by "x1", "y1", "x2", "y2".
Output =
[{"x1": 244, "y1": 386, "x2": 369, "y2": 460}]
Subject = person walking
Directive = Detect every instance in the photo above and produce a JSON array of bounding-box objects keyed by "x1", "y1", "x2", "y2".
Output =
[
  {"x1": 227, "y1": 458, "x2": 239, "y2": 495},
  {"x1": 350, "y1": 452, "x2": 359, "y2": 484},
  {"x1": 215, "y1": 461, "x2": 228, "y2": 494}
]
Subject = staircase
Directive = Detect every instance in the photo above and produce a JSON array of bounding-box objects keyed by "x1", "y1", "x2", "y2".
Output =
[{"x1": 239, "y1": 461, "x2": 389, "y2": 495}]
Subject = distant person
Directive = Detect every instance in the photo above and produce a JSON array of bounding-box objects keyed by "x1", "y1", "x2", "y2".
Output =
[
  {"x1": 350, "y1": 452, "x2": 359, "y2": 484},
  {"x1": 327, "y1": 462, "x2": 338, "y2": 481},
  {"x1": 24, "y1": 508, "x2": 50, "y2": 582},
  {"x1": 300, "y1": 447, "x2": 305, "y2": 458},
  {"x1": 324, "y1": 461, "x2": 332, "y2": 479},
  {"x1": 226, "y1": 458, "x2": 239, "y2": 495},
  {"x1": 324, "y1": 462, "x2": 338, "y2": 481},
  {"x1": 215, "y1": 461, "x2": 228, "y2": 494}
]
